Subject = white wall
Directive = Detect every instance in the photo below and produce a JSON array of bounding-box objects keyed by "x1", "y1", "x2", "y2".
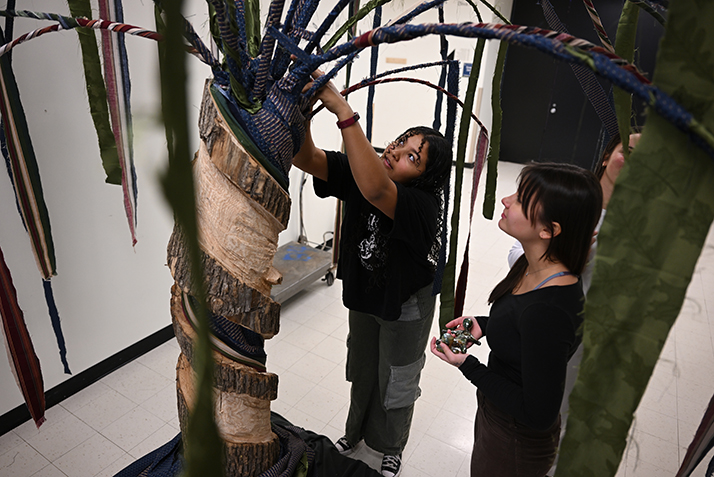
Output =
[{"x1": 0, "y1": 0, "x2": 511, "y2": 417}]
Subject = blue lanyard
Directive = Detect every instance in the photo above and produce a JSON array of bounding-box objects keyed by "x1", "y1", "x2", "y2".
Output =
[{"x1": 533, "y1": 271, "x2": 573, "y2": 290}]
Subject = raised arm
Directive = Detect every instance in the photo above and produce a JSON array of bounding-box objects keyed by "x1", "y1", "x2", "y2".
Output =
[
  {"x1": 311, "y1": 71, "x2": 399, "y2": 218},
  {"x1": 292, "y1": 119, "x2": 329, "y2": 182}
]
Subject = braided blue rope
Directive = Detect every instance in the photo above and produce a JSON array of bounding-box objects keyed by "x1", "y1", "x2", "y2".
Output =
[
  {"x1": 311, "y1": 22, "x2": 714, "y2": 159},
  {"x1": 432, "y1": 60, "x2": 458, "y2": 295},
  {"x1": 393, "y1": 0, "x2": 449, "y2": 26},
  {"x1": 271, "y1": 0, "x2": 321, "y2": 80},
  {"x1": 304, "y1": 0, "x2": 353, "y2": 55},
  {"x1": 433, "y1": 4, "x2": 447, "y2": 132},
  {"x1": 252, "y1": 0, "x2": 287, "y2": 103}
]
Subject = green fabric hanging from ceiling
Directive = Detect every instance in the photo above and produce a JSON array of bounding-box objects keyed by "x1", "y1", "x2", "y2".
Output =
[
  {"x1": 156, "y1": 1, "x2": 224, "y2": 476},
  {"x1": 613, "y1": 0, "x2": 639, "y2": 154},
  {"x1": 323, "y1": 0, "x2": 394, "y2": 50},
  {"x1": 481, "y1": 41, "x2": 507, "y2": 220},
  {"x1": 439, "y1": 38, "x2": 486, "y2": 329},
  {"x1": 555, "y1": 0, "x2": 714, "y2": 475},
  {"x1": 66, "y1": 0, "x2": 121, "y2": 185}
]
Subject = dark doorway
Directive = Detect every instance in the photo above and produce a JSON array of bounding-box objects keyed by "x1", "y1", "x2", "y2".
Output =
[{"x1": 499, "y1": 0, "x2": 664, "y2": 169}]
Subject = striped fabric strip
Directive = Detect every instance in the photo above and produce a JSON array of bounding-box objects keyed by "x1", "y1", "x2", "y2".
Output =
[
  {"x1": 453, "y1": 127, "x2": 488, "y2": 318},
  {"x1": 0, "y1": 24, "x2": 70, "y2": 374},
  {"x1": 0, "y1": 246, "x2": 46, "y2": 428},
  {"x1": 98, "y1": 0, "x2": 138, "y2": 246},
  {"x1": 0, "y1": 28, "x2": 55, "y2": 279},
  {"x1": 0, "y1": 11, "x2": 163, "y2": 58},
  {"x1": 582, "y1": 0, "x2": 616, "y2": 54}
]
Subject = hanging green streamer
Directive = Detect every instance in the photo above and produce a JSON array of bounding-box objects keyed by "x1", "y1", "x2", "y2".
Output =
[
  {"x1": 439, "y1": 39, "x2": 485, "y2": 329},
  {"x1": 323, "y1": 0, "x2": 393, "y2": 51},
  {"x1": 66, "y1": 0, "x2": 121, "y2": 185},
  {"x1": 555, "y1": 0, "x2": 714, "y2": 474},
  {"x1": 613, "y1": 1, "x2": 640, "y2": 160},
  {"x1": 155, "y1": 2, "x2": 224, "y2": 477},
  {"x1": 244, "y1": 0, "x2": 261, "y2": 58},
  {"x1": 481, "y1": 41, "x2": 507, "y2": 220}
]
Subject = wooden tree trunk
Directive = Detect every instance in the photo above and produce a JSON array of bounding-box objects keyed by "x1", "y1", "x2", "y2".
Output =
[{"x1": 167, "y1": 81, "x2": 290, "y2": 475}]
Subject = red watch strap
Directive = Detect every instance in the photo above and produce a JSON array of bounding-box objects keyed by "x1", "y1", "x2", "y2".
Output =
[{"x1": 337, "y1": 112, "x2": 360, "y2": 130}]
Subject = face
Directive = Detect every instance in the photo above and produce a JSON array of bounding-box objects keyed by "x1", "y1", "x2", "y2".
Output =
[
  {"x1": 498, "y1": 192, "x2": 543, "y2": 242},
  {"x1": 602, "y1": 133, "x2": 641, "y2": 184},
  {"x1": 381, "y1": 134, "x2": 429, "y2": 184}
]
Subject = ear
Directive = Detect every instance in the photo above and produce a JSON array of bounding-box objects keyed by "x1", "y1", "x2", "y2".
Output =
[{"x1": 539, "y1": 222, "x2": 562, "y2": 240}]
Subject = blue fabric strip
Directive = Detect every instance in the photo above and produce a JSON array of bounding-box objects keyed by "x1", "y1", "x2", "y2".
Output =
[{"x1": 42, "y1": 279, "x2": 71, "y2": 374}]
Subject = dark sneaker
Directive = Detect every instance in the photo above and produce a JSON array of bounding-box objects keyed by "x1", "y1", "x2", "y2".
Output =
[
  {"x1": 334, "y1": 436, "x2": 354, "y2": 454},
  {"x1": 381, "y1": 454, "x2": 402, "y2": 477}
]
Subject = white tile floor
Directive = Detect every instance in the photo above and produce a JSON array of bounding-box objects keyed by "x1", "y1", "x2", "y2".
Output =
[{"x1": 1, "y1": 161, "x2": 714, "y2": 476}]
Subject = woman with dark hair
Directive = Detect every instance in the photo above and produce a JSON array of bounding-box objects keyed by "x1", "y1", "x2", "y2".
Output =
[
  {"x1": 508, "y1": 131, "x2": 642, "y2": 292},
  {"x1": 430, "y1": 163, "x2": 602, "y2": 477},
  {"x1": 293, "y1": 71, "x2": 452, "y2": 477}
]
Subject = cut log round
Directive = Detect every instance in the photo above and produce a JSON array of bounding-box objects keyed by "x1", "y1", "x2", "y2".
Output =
[
  {"x1": 171, "y1": 283, "x2": 278, "y2": 399},
  {"x1": 177, "y1": 355, "x2": 280, "y2": 477},
  {"x1": 167, "y1": 226, "x2": 281, "y2": 338},
  {"x1": 198, "y1": 80, "x2": 291, "y2": 228}
]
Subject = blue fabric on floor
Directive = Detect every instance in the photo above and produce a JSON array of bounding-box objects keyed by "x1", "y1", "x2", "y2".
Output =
[{"x1": 113, "y1": 413, "x2": 380, "y2": 477}]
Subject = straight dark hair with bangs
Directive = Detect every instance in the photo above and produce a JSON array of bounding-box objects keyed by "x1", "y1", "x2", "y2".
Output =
[{"x1": 488, "y1": 162, "x2": 602, "y2": 304}]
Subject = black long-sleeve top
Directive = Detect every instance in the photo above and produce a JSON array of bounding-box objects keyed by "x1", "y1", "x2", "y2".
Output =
[{"x1": 459, "y1": 282, "x2": 584, "y2": 430}]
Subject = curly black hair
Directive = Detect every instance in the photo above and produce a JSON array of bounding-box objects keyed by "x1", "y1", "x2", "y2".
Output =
[{"x1": 385, "y1": 126, "x2": 453, "y2": 268}]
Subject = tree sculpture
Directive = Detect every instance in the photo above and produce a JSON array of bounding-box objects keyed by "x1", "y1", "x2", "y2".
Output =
[{"x1": 2, "y1": 0, "x2": 714, "y2": 476}]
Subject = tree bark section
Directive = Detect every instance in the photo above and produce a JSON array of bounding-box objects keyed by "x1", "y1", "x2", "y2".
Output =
[
  {"x1": 167, "y1": 225, "x2": 281, "y2": 338},
  {"x1": 198, "y1": 81, "x2": 291, "y2": 228},
  {"x1": 171, "y1": 283, "x2": 278, "y2": 399},
  {"x1": 177, "y1": 361, "x2": 280, "y2": 477}
]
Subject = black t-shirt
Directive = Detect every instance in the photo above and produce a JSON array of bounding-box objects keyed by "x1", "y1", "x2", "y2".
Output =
[
  {"x1": 313, "y1": 150, "x2": 439, "y2": 321},
  {"x1": 460, "y1": 282, "x2": 584, "y2": 430}
]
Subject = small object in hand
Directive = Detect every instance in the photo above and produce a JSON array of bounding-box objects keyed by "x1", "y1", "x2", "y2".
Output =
[{"x1": 435, "y1": 319, "x2": 481, "y2": 354}]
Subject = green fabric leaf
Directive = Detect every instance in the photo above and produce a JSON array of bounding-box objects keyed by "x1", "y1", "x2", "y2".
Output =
[
  {"x1": 323, "y1": 0, "x2": 394, "y2": 51},
  {"x1": 244, "y1": 0, "x2": 262, "y2": 59},
  {"x1": 555, "y1": 0, "x2": 714, "y2": 475},
  {"x1": 66, "y1": 0, "x2": 121, "y2": 185},
  {"x1": 156, "y1": 2, "x2": 224, "y2": 477},
  {"x1": 613, "y1": 1, "x2": 640, "y2": 158},
  {"x1": 481, "y1": 41, "x2": 507, "y2": 220},
  {"x1": 439, "y1": 39, "x2": 486, "y2": 329}
]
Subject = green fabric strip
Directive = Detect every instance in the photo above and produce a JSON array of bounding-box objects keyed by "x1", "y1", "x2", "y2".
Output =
[
  {"x1": 481, "y1": 41, "x2": 507, "y2": 220},
  {"x1": 323, "y1": 0, "x2": 393, "y2": 50},
  {"x1": 439, "y1": 39, "x2": 485, "y2": 329},
  {"x1": 555, "y1": 0, "x2": 714, "y2": 475},
  {"x1": 156, "y1": 0, "x2": 224, "y2": 475},
  {"x1": 244, "y1": 0, "x2": 261, "y2": 58},
  {"x1": 66, "y1": 0, "x2": 121, "y2": 185},
  {"x1": 613, "y1": 1, "x2": 639, "y2": 157}
]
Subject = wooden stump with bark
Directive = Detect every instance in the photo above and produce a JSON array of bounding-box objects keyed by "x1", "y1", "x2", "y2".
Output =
[{"x1": 167, "y1": 81, "x2": 291, "y2": 475}]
